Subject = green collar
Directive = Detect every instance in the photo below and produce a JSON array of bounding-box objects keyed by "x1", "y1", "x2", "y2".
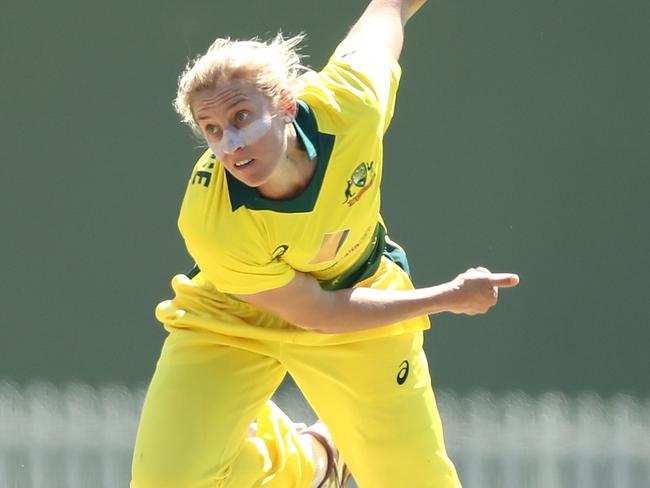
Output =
[{"x1": 226, "y1": 100, "x2": 335, "y2": 213}]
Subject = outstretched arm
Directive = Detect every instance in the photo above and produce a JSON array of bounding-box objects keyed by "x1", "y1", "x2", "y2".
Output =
[
  {"x1": 342, "y1": 0, "x2": 429, "y2": 60},
  {"x1": 234, "y1": 267, "x2": 519, "y2": 334}
]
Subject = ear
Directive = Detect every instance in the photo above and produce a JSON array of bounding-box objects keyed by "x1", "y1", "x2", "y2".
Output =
[{"x1": 279, "y1": 88, "x2": 297, "y2": 122}]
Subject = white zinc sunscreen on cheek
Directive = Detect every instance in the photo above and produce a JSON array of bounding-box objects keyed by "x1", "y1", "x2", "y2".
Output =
[{"x1": 208, "y1": 115, "x2": 274, "y2": 158}]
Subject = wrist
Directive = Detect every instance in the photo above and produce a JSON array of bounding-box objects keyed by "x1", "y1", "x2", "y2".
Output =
[{"x1": 425, "y1": 281, "x2": 461, "y2": 315}]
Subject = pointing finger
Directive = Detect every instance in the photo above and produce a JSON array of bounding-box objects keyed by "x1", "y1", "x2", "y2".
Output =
[{"x1": 489, "y1": 273, "x2": 520, "y2": 288}]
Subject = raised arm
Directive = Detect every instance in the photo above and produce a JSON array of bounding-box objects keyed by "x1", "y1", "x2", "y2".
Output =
[
  {"x1": 342, "y1": 0, "x2": 429, "y2": 60},
  {"x1": 234, "y1": 267, "x2": 519, "y2": 334}
]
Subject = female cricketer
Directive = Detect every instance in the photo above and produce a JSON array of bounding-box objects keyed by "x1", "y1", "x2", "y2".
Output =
[{"x1": 131, "y1": 0, "x2": 520, "y2": 487}]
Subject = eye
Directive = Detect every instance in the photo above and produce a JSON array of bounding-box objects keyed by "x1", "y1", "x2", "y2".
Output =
[
  {"x1": 234, "y1": 110, "x2": 250, "y2": 124},
  {"x1": 205, "y1": 125, "x2": 221, "y2": 137}
]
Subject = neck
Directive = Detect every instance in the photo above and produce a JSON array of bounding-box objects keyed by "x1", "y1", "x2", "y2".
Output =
[{"x1": 258, "y1": 124, "x2": 316, "y2": 200}]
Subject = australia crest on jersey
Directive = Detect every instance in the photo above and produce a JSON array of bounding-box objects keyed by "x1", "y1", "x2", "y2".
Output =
[{"x1": 343, "y1": 161, "x2": 376, "y2": 206}]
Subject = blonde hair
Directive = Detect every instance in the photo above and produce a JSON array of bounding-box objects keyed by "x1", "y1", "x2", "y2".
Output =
[{"x1": 174, "y1": 33, "x2": 309, "y2": 135}]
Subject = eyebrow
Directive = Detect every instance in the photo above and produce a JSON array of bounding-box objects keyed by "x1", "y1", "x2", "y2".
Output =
[{"x1": 196, "y1": 94, "x2": 250, "y2": 121}]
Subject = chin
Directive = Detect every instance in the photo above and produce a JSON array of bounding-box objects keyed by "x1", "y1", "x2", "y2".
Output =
[{"x1": 234, "y1": 171, "x2": 269, "y2": 189}]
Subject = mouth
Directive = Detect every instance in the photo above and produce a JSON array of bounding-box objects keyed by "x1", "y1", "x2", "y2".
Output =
[{"x1": 234, "y1": 158, "x2": 254, "y2": 168}]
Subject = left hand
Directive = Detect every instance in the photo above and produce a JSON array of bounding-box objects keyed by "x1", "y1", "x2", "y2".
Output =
[{"x1": 446, "y1": 266, "x2": 520, "y2": 315}]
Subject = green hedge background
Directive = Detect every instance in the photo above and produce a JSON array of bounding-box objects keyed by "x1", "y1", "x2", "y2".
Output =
[{"x1": 2, "y1": 0, "x2": 648, "y2": 395}]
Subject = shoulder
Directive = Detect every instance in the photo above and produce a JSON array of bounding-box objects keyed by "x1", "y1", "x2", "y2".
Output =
[
  {"x1": 178, "y1": 149, "x2": 224, "y2": 239},
  {"x1": 187, "y1": 149, "x2": 219, "y2": 189},
  {"x1": 299, "y1": 42, "x2": 401, "y2": 100},
  {"x1": 295, "y1": 42, "x2": 402, "y2": 133}
]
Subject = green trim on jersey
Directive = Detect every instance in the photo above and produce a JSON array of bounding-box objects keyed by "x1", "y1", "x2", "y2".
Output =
[
  {"x1": 293, "y1": 100, "x2": 318, "y2": 160},
  {"x1": 384, "y1": 235, "x2": 411, "y2": 277},
  {"x1": 226, "y1": 101, "x2": 334, "y2": 213}
]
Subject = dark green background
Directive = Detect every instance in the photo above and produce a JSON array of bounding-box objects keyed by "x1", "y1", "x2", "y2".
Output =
[{"x1": 2, "y1": 0, "x2": 648, "y2": 395}]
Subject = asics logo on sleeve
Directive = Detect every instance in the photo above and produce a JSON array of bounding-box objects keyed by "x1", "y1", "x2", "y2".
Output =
[
  {"x1": 270, "y1": 244, "x2": 289, "y2": 262},
  {"x1": 396, "y1": 360, "x2": 409, "y2": 385}
]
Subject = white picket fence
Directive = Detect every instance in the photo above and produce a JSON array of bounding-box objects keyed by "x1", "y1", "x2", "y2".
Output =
[{"x1": 0, "y1": 380, "x2": 648, "y2": 488}]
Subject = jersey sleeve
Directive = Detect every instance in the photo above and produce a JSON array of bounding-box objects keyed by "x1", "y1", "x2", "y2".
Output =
[
  {"x1": 297, "y1": 42, "x2": 402, "y2": 134},
  {"x1": 185, "y1": 232, "x2": 296, "y2": 295}
]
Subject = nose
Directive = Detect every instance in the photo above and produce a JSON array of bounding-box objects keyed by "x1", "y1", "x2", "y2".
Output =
[
  {"x1": 221, "y1": 143, "x2": 245, "y2": 155},
  {"x1": 220, "y1": 128, "x2": 247, "y2": 155}
]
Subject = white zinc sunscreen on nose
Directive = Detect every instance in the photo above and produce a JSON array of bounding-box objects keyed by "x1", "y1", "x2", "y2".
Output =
[{"x1": 208, "y1": 115, "x2": 274, "y2": 158}]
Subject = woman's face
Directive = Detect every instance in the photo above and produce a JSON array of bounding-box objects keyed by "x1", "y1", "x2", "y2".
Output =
[{"x1": 192, "y1": 79, "x2": 288, "y2": 189}]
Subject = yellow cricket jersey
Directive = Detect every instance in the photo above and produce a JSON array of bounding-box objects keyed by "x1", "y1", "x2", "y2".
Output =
[{"x1": 178, "y1": 43, "x2": 406, "y2": 296}]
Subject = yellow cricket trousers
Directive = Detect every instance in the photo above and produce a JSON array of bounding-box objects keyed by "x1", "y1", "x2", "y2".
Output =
[{"x1": 131, "y1": 261, "x2": 461, "y2": 488}]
